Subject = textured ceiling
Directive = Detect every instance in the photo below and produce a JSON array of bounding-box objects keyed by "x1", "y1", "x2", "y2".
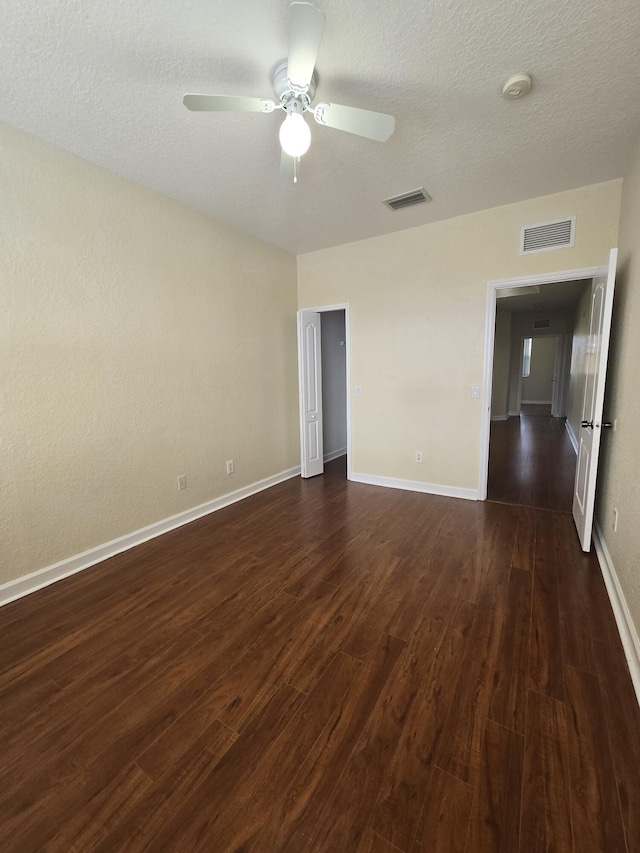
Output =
[{"x1": 2, "y1": 0, "x2": 640, "y2": 254}]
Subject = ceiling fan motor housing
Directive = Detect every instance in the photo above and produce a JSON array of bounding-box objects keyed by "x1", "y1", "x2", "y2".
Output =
[{"x1": 273, "y1": 60, "x2": 317, "y2": 107}]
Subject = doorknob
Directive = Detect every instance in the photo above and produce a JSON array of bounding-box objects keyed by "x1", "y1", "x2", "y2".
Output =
[
  {"x1": 602, "y1": 421, "x2": 613, "y2": 428},
  {"x1": 581, "y1": 420, "x2": 594, "y2": 429}
]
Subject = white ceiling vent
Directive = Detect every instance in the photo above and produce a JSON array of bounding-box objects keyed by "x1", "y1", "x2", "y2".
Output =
[
  {"x1": 521, "y1": 217, "x2": 575, "y2": 255},
  {"x1": 533, "y1": 318, "x2": 551, "y2": 329},
  {"x1": 384, "y1": 187, "x2": 432, "y2": 211}
]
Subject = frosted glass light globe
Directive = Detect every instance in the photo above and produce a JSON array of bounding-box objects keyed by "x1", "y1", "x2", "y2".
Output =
[{"x1": 279, "y1": 113, "x2": 311, "y2": 157}]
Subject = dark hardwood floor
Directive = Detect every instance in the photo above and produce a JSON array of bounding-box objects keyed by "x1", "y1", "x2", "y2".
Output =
[
  {"x1": 488, "y1": 405, "x2": 577, "y2": 512},
  {"x1": 1, "y1": 457, "x2": 639, "y2": 851}
]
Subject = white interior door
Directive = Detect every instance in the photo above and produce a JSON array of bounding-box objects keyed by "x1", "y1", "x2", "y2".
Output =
[
  {"x1": 297, "y1": 310, "x2": 324, "y2": 478},
  {"x1": 572, "y1": 248, "x2": 617, "y2": 551}
]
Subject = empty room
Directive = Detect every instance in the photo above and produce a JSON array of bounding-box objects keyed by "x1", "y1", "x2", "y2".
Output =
[{"x1": 2, "y1": 1, "x2": 640, "y2": 851}]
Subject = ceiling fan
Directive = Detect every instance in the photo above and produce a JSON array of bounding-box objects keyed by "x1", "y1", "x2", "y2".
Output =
[{"x1": 183, "y1": 1, "x2": 395, "y2": 182}]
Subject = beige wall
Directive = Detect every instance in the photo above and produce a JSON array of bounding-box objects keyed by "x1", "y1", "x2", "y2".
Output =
[
  {"x1": 0, "y1": 123, "x2": 299, "y2": 587},
  {"x1": 522, "y1": 336, "x2": 557, "y2": 403},
  {"x1": 566, "y1": 283, "x2": 593, "y2": 442},
  {"x1": 298, "y1": 181, "x2": 621, "y2": 491},
  {"x1": 596, "y1": 134, "x2": 640, "y2": 632}
]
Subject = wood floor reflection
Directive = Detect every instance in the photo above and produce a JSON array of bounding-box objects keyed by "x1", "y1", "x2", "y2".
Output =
[{"x1": 488, "y1": 405, "x2": 576, "y2": 512}]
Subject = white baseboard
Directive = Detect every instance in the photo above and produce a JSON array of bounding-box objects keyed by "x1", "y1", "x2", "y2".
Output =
[
  {"x1": 324, "y1": 447, "x2": 347, "y2": 463},
  {"x1": 593, "y1": 521, "x2": 640, "y2": 708},
  {"x1": 350, "y1": 472, "x2": 478, "y2": 501},
  {"x1": 521, "y1": 399, "x2": 553, "y2": 404},
  {"x1": 565, "y1": 420, "x2": 579, "y2": 454},
  {"x1": 491, "y1": 415, "x2": 509, "y2": 421},
  {"x1": 508, "y1": 410, "x2": 520, "y2": 417},
  {"x1": 0, "y1": 465, "x2": 301, "y2": 608}
]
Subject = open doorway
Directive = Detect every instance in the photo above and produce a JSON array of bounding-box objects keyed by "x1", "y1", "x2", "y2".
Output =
[
  {"x1": 320, "y1": 311, "x2": 348, "y2": 465},
  {"x1": 297, "y1": 304, "x2": 350, "y2": 480},
  {"x1": 484, "y1": 278, "x2": 593, "y2": 512},
  {"x1": 480, "y1": 250, "x2": 618, "y2": 551}
]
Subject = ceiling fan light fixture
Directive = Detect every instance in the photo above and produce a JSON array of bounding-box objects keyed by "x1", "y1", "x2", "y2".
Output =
[
  {"x1": 183, "y1": 3, "x2": 395, "y2": 180},
  {"x1": 279, "y1": 113, "x2": 311, "y2": 157}
]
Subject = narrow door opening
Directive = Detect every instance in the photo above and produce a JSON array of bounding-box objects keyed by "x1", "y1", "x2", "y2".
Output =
[
  {"x1": 319, "y1": 310, "x2": 348, "y2": 478},
  {"x1": 298, "y1": 305, "x2": 350, "y2": 480}
]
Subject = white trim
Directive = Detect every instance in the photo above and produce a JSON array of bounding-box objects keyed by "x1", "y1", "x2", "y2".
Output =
[
  {"x1": 488, "y1": 265, "x2": 608, "y2": 290},
  {"x1": 324, "y1": 447, "x2": 347, "y2": 463},
  {"x1": 565, "y1": 420, "x2": 579, "y2": 454},
  {"x1": 478, "y1": 263, "x2": 609, "y2": 500},
  {"x1": 491, "y1": 415, "x2": 509, "y2": 421},
  {"x1": 593, "y1": 521, "x2": 640, "y2": 708},
  {"x1": 301, "y1": 302, "x2": 349, "y2": 313},
  {"x1": 508, "y1": 410, "x2": 520, "y2": 417},
  {"x1": 0, "y1": 466, "x2": 301, "y2": 608},
  {"x1": 297, "y1": 303, "x2": 352, "y2": 481},
  {"x1": 479, "y1": 278, "x2": 498, "y2": 499},
  {"x1": 350, "y1": 472, "x2": 478, "y2": 501},
  {"x1": 521, "y1": 399, "x2": 553, "y2": 404}
]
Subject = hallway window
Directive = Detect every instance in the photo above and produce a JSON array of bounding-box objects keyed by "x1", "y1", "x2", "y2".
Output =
[{"x1": 522, "y1": 337, "x2": 532, "y2": 377}]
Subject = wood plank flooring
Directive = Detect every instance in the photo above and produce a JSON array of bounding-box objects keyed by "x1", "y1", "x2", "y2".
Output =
[
  {"x1": 488, "y1": 406, "x2": 576, "y2": 512},
  {"x1": 1, "y1": 457, "x2": 639, "y2": 851}
]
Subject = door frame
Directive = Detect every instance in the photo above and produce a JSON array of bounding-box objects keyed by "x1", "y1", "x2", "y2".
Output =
[
  {"x1": 478, "y1": 264, "x2": 609, "y2": 500},
  {"x1": 297, "y1": 303, "x2": 352, "y2": 480}
]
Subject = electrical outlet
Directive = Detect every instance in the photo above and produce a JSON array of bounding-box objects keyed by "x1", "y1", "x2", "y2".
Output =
[
  {"x1": 226, "y1": 460, "x2": 234, "y2": 475},
  {"x1": 415, "y1": 450, "x2": 423, "y2": 463},
  {"x1": 177, "y1": 475, "x2": 186, "y2": 491},
  {"x1": 355, "y1": 386, "x2": 362, "y2": 397},
  {"x1": 613, "y1": 508, "x2": 618, "y2": 532}
]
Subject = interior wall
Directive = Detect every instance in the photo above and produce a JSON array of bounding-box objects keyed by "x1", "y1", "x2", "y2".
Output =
[
  {"x1": 596, "y1": 132, "x2": 640, "y2": 635},
  {"x1": 297, "y1": 181, "x2": 621, "y2": 492},
  {"x1": 566, "y1": 282, "x2": 593, "y2": 444},
  {"x1": 491, "y1": 310, "x2": 511, "y2": 419},
  {"x1": 0, "y1": 122, "x2": 299, "y2": 588},
  {"x1": 507, "y1": 309, "x2": 576, "y2": 414},
  {"x1": 320, "y1": 311, "x2": 347, "y2": 459},
  {"x1": 522, "y1": 336, "x2": 557, "y2": 403},
  {"x1": 553, "y1": 334, "x2": 573, "y2": 418}
]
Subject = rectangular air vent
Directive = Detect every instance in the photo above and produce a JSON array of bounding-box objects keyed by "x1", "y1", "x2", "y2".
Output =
[
  {"x1": 521, "y1": 217, "x2": 575, "y2": 254},
  {"x1": 533, "y1": 318, "x2": 551, "y2": 330},
  {"x1": 384, "y1": 187, "x2": 432, "y2": 211}
]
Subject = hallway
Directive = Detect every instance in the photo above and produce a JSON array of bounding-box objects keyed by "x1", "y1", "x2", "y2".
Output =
[{"x1": 488, "y1": 405, "x2": 577, "y2": 512}]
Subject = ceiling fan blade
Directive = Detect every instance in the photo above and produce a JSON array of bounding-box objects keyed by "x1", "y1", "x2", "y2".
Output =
[
  {"x1": 183, "y1": 94, "x2": 276, "y2": 113},
  {"x1": 287, "y1": 2, "x2": 325, "y2": 92},
  {"x1": 280, "y1": 150, "x2": 300, "y2": 182},
  {"x1": 314, "y1": 102, "x2": 395, "y2": 142}
]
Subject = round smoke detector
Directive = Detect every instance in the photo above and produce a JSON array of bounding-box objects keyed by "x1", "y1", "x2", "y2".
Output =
[{"x1": 502, "y1": 73, "x2": 532, "y2": 100}]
